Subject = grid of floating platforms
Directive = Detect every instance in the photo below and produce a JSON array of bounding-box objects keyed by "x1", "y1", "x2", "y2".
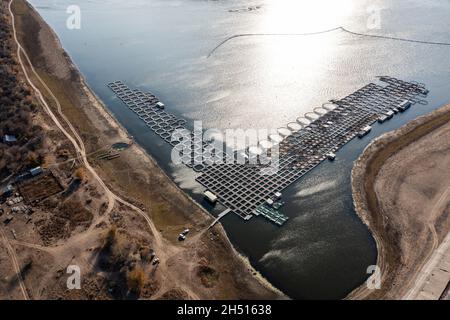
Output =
[
  {"x1": 108, "y1": 81, "x2": 187, "y2": 141},
  {"x1": 108, "y1": 77, "x2": 429, "y2": 226},
  {"x1": 108, "y1": 81, "x2": 229, "y2": 171},
  {"x1": 195, "y1": 77, "x2": 429, "y2": 221}
]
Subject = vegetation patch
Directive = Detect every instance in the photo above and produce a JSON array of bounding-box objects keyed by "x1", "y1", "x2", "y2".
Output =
[
  {"x1": 0, "y1": 6, "x2": 44, "y2": 180},
  {"x1": 158, "y1": 288, "x2": 190, "y2": 300},
  {"x1": 196, "y1": 265, "x2": 220, "y2": 288},
  {"x1": 36, "y1": 198, "x2": 93, "y2": 244},
  {"x1": 18, "y1": 171, "x2": 63, "y2": 203}
]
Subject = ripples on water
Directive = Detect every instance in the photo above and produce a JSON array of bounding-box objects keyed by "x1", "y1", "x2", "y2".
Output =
[{"x1": 30, "y1": 0, "x2": 450, "y2": 299}]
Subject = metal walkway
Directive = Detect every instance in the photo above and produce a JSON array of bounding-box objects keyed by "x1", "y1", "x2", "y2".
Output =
[{"x1": 208, "y1": 209, "x2": 232, "y2": 229}]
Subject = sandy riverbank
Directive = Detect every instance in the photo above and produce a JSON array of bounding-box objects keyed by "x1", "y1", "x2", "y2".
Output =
[
  {"x1": 10, "y1": 0, "x2": 285, "y2": 299},
  {"x1": 348, "y1": 102, "x2": 450, "y2": 299}
]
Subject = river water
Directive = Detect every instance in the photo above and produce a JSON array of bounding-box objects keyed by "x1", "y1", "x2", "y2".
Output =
[{"x1": 29, "y1": 0, "x2": 450, "y2": 299}]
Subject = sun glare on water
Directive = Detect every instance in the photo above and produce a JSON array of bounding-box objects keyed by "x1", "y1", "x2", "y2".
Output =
[
  {"x1": 244, "y1": 0, "x2": 356, "y2": 124},
  {"x1": 261, "y1": 0, "x2": 354, "y2": 32}
]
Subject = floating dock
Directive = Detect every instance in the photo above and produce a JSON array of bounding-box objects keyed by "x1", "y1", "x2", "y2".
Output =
[
  {"x1": 108, "y1": 77, "x2": 429, "y2": 226},
  {"x1": 254, "y1": 204, "x2": 289, "y2": 226}
]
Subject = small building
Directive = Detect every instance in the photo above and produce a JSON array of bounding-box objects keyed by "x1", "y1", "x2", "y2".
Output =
[
  {"x1": 358, "y1": 126, "x2": 372, "y2": 138},
  {"x1": 384, "y1": 110, "x2": 394, "y2": 119},
  {"x1": 156, "y1": 102, "x2": 165, "y2": 109},
  {"x1": 378, "y1": 115, "x2": 388, "y2": 123},
  {"x1": 3, "y1": 135, "x2": 17, "y2": 145},
  {"x1": 398, "y1": 100, "x2": 411, "y2": 112},
  {"x1": 29, "y1": 166, "x2": 43, "y2": 177},
  {"x1": 204, "y1": 190, "x2": 217, "y2": 204}
]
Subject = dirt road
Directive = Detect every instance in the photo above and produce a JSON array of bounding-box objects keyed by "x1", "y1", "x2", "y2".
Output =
[
  {"x1": 5, "y1": 0, "x2": 283, "y2": 300},
  {"x1": 0, "y1": 230, "x2": 29, "y2": 300},
  {"x1": 349, "y1": 101, "x2": 450, "y2": 300},
  {"x1": 7, "y1": 0, "x2": 166, "y2": 253},
  {"x1": 403, "y1": 186, "x2": 450, "y2": 299},
  {"x1": 7, "y1": 0, "x2": 172, "y2": 293}
]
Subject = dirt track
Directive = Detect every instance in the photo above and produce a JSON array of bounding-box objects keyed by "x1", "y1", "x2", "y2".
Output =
[
  {"x1": 349, "y1": 102, "x2": 450, "y2": 299},
  {"x1": 3, "y1": 0, "x2": 285, "y2": 300}
]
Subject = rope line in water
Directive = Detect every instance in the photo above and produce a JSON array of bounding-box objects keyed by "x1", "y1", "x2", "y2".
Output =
[
  {"x1": 207, "y1": 26, "x2": 450, "y2": 58},
  {"x1": 341, "y1": 27, "x2": 450, "y2": 46},
  {"x1": 207, "y1": 27, "x2": 342, "y2": 58}
]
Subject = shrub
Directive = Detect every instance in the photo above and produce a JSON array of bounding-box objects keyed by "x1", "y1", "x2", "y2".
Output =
[
  {"x1": 127, "y1": 266, "x2": 146, "y2": 295},
  {"x1": 105, "y1": 225, "x2": 117, "y2": 248},
  {"x1": 74, "y1": 167, "x2": 87, "y2": 181}
]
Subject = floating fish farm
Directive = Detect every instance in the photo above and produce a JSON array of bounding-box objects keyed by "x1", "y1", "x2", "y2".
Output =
[{"x1": 108, "y1": 77, "x2": 429, "y2": 226}]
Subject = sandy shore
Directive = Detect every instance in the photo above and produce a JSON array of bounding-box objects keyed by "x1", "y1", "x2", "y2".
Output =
[
  {"x1": 348, "y1": 102, "x2": 450, "y2": 299},
  {"x1": 11, "y1": 0, "x2": 285, "y2": 299}
]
